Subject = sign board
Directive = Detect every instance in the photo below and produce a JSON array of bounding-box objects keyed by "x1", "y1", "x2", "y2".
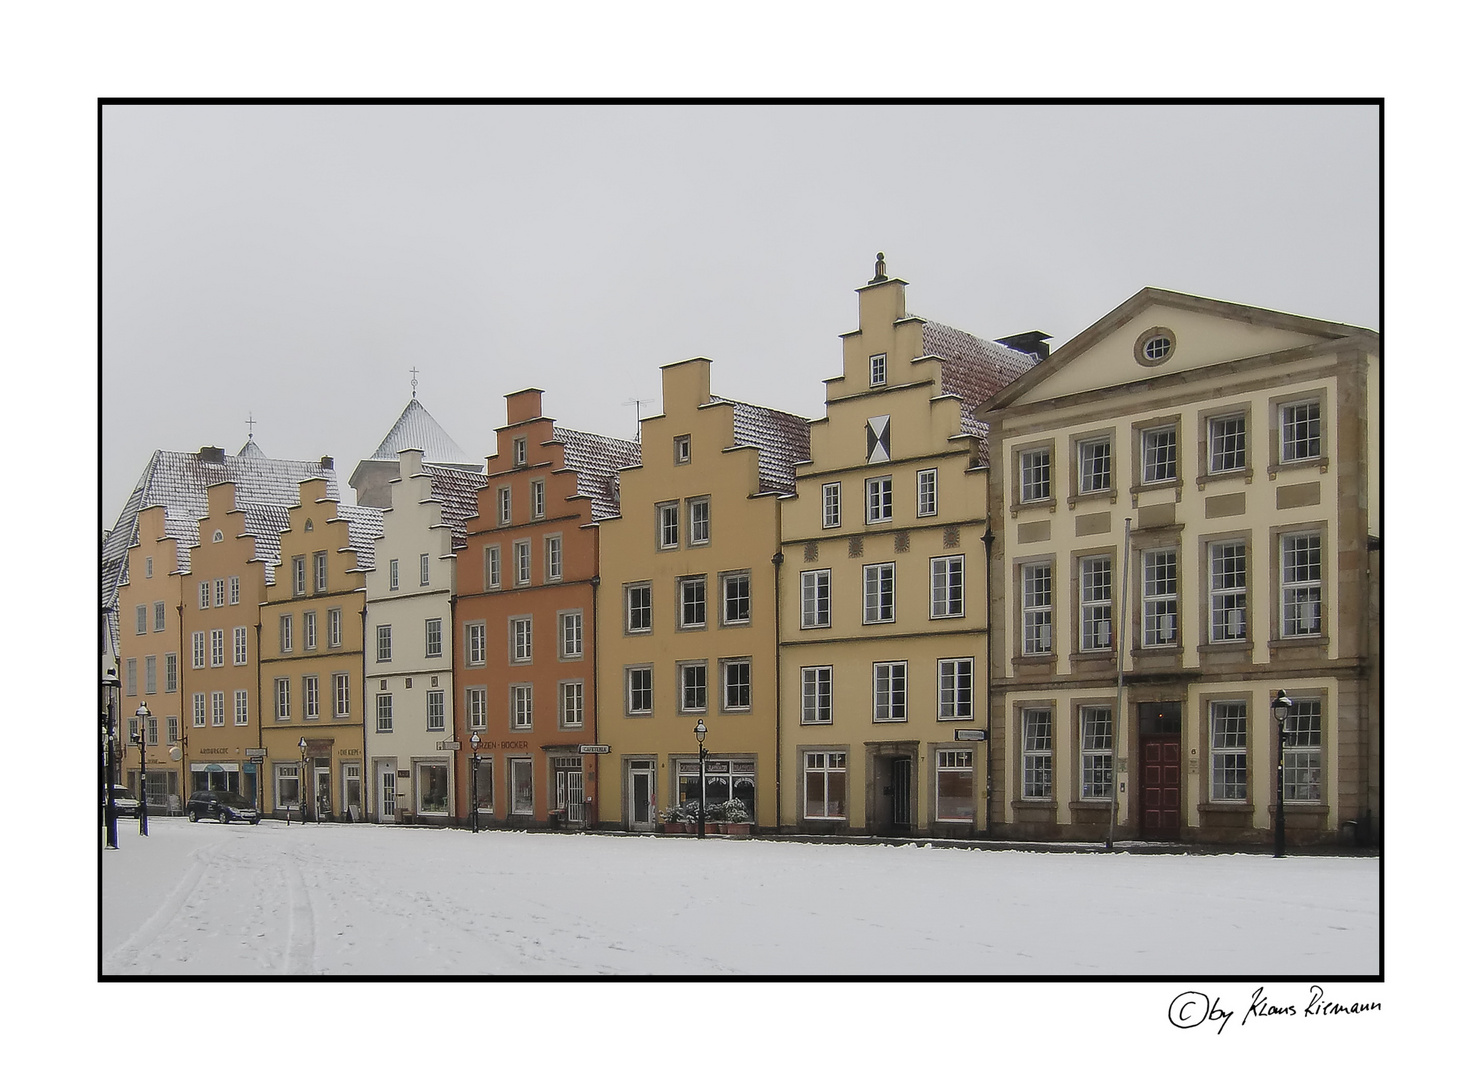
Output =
[
  {"x1": 953, "y1": 729, "x2": 987, "y2": 742},
  {"x1": 246, "y1": 748, "x2": 267, "y2": 760},
  {"x1": 578, "y1": 744, "x2": 611, "y2": 755},
  {"x1": 436, "y1": 740, "x2": 462, "y2": 751}
]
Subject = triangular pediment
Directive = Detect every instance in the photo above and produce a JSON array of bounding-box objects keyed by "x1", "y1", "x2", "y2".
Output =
[{"x1": 982, "y1": 288, "x2": 1376, "y2": 412}]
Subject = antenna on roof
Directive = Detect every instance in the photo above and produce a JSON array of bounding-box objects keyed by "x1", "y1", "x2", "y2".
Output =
[
  {"x1": 622, "y1": 397, "x2": 654, "y2": 442},
  {"x1": 409, "y1": 366, "x2": 420, "y2": 399}
]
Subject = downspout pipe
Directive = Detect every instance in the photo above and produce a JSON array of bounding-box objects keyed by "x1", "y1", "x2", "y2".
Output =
[
  {"x1": 981, "y1": 526, "x2": 992, "y2": 841},
  {"x1": 772, "y1": 549, "x2": 784, "y2": 836}
]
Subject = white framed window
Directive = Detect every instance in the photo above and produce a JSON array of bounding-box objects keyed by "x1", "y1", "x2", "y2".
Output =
[
  {"x1": 868, "y1": 352, "x2": 886, "y2": 386},
  {"x1": 1022, "y1": 562, "x2": 1053, "y2": 655},
  {"x1": 198, "y1": 582, "x2": 210, "y2": 610},
  {"x1": 275, "y1": 764, "x2": 301, "y2": 812},
  {"x1": 1079, "y1": 555, "x2": 1113, "y2": 651},
  {"x1": 511, "y1": 616, "x2": 533, "y2": 663},
  {"x1": 1280, "y1": 401, "x2": 1322, "y2": 462},
  {"x1": 1280, "y1": 532, "x2": 1323, "y2": 637},
  {"x1": 135, "y1": 604, "x2": 147, "y2": 635},
  {"x1": 211, "y1": 690, "x2": 226, "y2": 727},
  {"x1": 531, "y1": 479, "x2": 545, "y2": 520},
  {"x1": 167, "y1": 715, "x2": 178, "y2": 744},
  {"x1": 801, "y1": 569, "x2": 831, "y2": 629},
  {"x1": 144, "y1": 556, "x2": 153, "y2": 578},
  {"x1": 626, "y1": 666, "x2": 654, "y2": 715},
  {"x1": 419, "y1": 553, "x2": 430, "y2": 586},
  {"x1": 560, "y1": 611, "x2": 584, "y2": 659},
  {"x1": 210, "y1": 628, "x2": 224, "y2": 667},
  {"x1": 303, "y1": 610, "x2": 317, "y2": 651},
  {"x1": 426, "y1": 689, "x2": 445, "y2": 732},
  {"x1": 674, "y1": 434, "x2": 691, "y2": 464},
  {"x1": 916, "y1": 468, "x2": 938, "y2": 517},
  {"x1": 153, "y1": 601, "x2": 166, "y2": 632},
  {"x1": 1284, "y1": 699, "x2": 1323, "y2": 802},
  {"x1": 930, "y1": 555, "x2": 965, "y2": 619},
  {"x1": 194, "y1": 692, "x2": 208, "y2": 728},
  {"x1": 657, "y1": 502, "x2": 680, "y2": 549},
  {"x1": 1209, "y1": 414, "x2": 1246, "y2": 473},
  {"x1": 722, "y1": 571, "x2": 751, "y2": 626},
  {"x1": 1142, "y1": 549, "x2": 1178, "y2": 647},
  {"x1": 510, "y1": 684, "x2": 533, "y2": 730},
  {"x1": 679, "y1": 576, "x2": 707, "y2": 629},
  {"x1": 804, "y1": 751, "x2": 847, "y2": 820},
  {"x1": 513, "y1": 437, "x2": 527, "y2": 467},
  {"x1": 510, "y1": 758, "x2": 535, "y2": 815},
  {"x1": 679, "y1": 661, "x2": 707, "y2": 713},
  {"x1": 388, "y1": 557, "x2": 399, "y2": 592},
  {"x1": 466, "y1": 687, "x2": 488, "y2": 731},
  {"x1": 545, "y1": 535, "x2": 563, "y2": 581},
  {"x1": 721, "y1": 658, "x2": 751, "y2": 712},
  {"x1": 873, "y1": 661, "x2": 907, "y2": 722},
  {"x1": 303, "y1": 676, "x2": 319, "y2": 720},
  {"x1": 314, "y1": 553, "x2": 327, "y2": 593},
  {"x1": 558, "y1": 681, "x2": 584, "y2": 728},
  {"x1": 1209, "y1": 541, "x2": 1247, "y2": 643},
  {"x1": 497, "y1": 486, "x2": 512, "y2": 526},
  {"x1": 1021, "y1": 708, "x2": 1053, "y2": 799},
  {"x1": 514, "y1": 540, "x2": 531, "y2": 586},
  {"x1": 293, "y1": 557, "x2": 307, "y2": 596},
  {"x1": 425, "y1": 617, "x2": 443, "y2": 658},
  {"x1": 1079, "y1": 705, "x2": 1113, "y2": 800},
  {"x1": 125, "y1": 658, "x2": 137, "y2": 697},
  {"x1": 233, "y1": 625, "x2": 248, "y2": 665},
  {"x1": 863, "y1": 562, "x2": 895, "y2": 624},
  {"x1": 191, "y1": 630, "x2": 205, "y2": 669},
  {"x1": 937, "y1": 658, "x2": 973, "y2": 720},
  {"x1": 865, "y1": 476, "x2": 893, "y2": 523},
  {"x1": 274, "y1": 680, "x2": 290, "y2": 722},
  {"x1": 375, "y1": 692, "x2": 393, "y2": 733},
  {"x1": 821, "y1": 482, "x2": 841, "y2": 529},
  {"x1": 376, "y1": 624, "x2": 392, "y2": 662},
  {"x1": 801, "y1": 666, "x2": 832, "y2": 725},
  {"x1": 1077, "y1": 436, "x2": 1112, "y2": 495},
  {"x1": 466, "y1": 622, "x2": 487, "y2": 666},
  {"x1": 334, "y1": 673, "x2": 350, "y2": 717},
  {"x1": 1210, "y1": 701, "x2": 1247, "y2": 802},
  {"x1": 234, "y1": 689, "x2": 249, "y2": 727},
  {"x1": 688, "y1": 497, "x2": 710, "y2": 546},
  {"x1": 417, "y1": 763, "x2": 450, "y2": 815},
  {"x1": 625, "y1": 582, "x2": 652, "y2": 633},
  {"x1": 328, "y1": 608, "x2": 342, "y2": 648},
  {"x1": 214, "y1": 578, "x2": 226, "y2": 607},
  {"x1": 280, "y1": 615, "x2": 293, "y2": 654},
  {"x1": 1019, "y1": 447, "x2": 1051, "y2": 503},
  {"x1": 229, "y1": 575, "x2": 241, "y2": 605},
  {"x1": 485, "y1": 544, "x2": 501, "y2": 590},
  {"x1": 1141, "y1": 426, "x2": 1177, "y2": 484},
  {"x1": 145, "y1": 655, "x2": 157, "y2": 695},
  {"x1": 935, "y1": 749, "x2": 974, "y2": 823},
  {"x1": 146, "y1": 713, "x2": 158, "y2": 745},
  {"x1": 165, "y1": 653, "x2": 178, "y2": 693}
]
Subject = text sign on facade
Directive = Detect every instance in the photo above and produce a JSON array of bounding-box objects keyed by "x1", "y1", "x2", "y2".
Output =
[
  {"x1": 953, "y1": 729, "x2": 987, "y2": 742},
  {"x1": 436, "y1": 740, "x2": 461, "y2": 751},
  {"x1": 246, "y1": 748, "x2": 267, "y2": 759},
  {"x1": 578, "y1": 744, "x2": 611, "y2": 754}
]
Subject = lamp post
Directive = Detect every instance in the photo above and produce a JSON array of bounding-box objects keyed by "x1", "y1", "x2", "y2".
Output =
[
  {"x1": 102, "y1": 667, "x2": 120, "y2": 850},
  {"x1": 694, "y1": 720, "x2": 708, "y2": 840},
  {"x1": 299, "y1": 737, "x2": 310, "y2": 824},
  {"x1": 470, "y1": 732, "x2": 482, "y2": 834},
  {"x1": 133, "y1": 703, "x2": 151, "y2": 836},
  {"x1": 1271, "y1": 689, "x2": 1293, "y2": 858}
]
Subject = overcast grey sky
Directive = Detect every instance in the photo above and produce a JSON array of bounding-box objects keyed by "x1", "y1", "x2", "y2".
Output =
[{"x1": 102, "y1": 102, "x2": 1377, "y2": 521}]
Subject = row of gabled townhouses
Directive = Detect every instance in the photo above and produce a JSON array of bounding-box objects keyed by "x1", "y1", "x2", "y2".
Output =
[{"x1": 103, "y1": 256, "x2": 1381, "y2": 845}]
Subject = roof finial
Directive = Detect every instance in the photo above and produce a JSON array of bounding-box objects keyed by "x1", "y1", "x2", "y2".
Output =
[
  {"x1": 871, "y1": 251, "x2": 887, "y2": 284},
  {"x1": 245, "y1": 412, "x2": 256, "y2": 441},
  {"x1": 409, "y1": 366, "x2": 420, "y2": 398}
]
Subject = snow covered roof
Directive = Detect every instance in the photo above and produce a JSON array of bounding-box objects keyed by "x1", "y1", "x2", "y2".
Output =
[
  {"x1": 551, "y1": 427, "x2": 642, "y2": 521},
  {"x1": 713, "y1": 397, "x2": 811, "y2": 496},
  {"x1": 920, "y1": 320, "x2": 1041, "y2": 454},
  {"x1": 337, "y1": 504, "x2": 386, "y2": 571},
  {"x1": 368, "y1": 397, "x2": 477, "y2": 466},
  {"x1": 423, "y1": 462, "x2": 488, "y2": 549}
]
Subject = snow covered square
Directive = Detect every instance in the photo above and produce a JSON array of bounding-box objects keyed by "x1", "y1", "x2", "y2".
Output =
[{"x1": 101, "y1": 818, "x2": 1378, "y2": 977}]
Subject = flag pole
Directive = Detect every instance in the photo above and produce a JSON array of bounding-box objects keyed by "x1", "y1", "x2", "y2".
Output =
[{"x1": 1107, "y1": 517, "x2": 1133, "y2": 852}]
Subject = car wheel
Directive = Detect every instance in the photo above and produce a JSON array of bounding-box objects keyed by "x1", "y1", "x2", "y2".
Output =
[
  {"x1": 188, "y1": 809, "x2": 199, "y2": 822},
  {"x1": 250, "y1": 818, "x2": 260, "y2": 825},
  {"x1": 219, "y1": 810, "x2": 231, "y2": 824}
]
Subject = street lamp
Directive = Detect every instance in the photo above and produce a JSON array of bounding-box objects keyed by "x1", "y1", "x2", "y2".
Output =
[
  {"x1": 694, "y1": 720, "x2": 708, "y2": 841},
  {"x1": 1271, "y1": 689, "x2": 1294, "y2": 858},
  {"x1": 470, "y1": 732, "x2": 482, "y2": 834},
  {"x1": 102, "y1": 667, "x2": 120, "y2": 850},
  {"x1": 299, "y1": 737, "x2": 311, "y2": 824},
  {"x1": 134, "y1": 703, "x2": 151, "y2": 836}
]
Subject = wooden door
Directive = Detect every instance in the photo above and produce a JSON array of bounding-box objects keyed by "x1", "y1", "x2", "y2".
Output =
[{"x1": 1139, "y1": 735, "x2": 1182, "y2": 839}]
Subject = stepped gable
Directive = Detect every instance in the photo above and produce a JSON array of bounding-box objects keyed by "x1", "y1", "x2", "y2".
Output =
[
  {"x1": 714, "y1": 397, "x2": 811, "y2": 496},
  {"x1": 336, "y1": 503, "x2": 386, "y2": 571},
  {"x1": 921, "y1": 319, "x2": 1041, "y2": 452},
  {"x1": 551, "y1": 426, "x2": 642, "y2": 521},
  {"x1": 369, "y1": 397, "x2": 476, "y2": 465},
  {"x1": 423, "y1": 462, "x2": 489, "y2": 549}
]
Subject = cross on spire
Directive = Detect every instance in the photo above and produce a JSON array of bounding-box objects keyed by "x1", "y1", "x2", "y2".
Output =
[
  {"x1": 410, "y1": 366, "x2": 420, "y2": 398},
  {"x1": 245, "y1": 412, "x2": 257, "y2": 441}
]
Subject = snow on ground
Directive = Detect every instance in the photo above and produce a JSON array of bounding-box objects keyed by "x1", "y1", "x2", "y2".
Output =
[{"x1": 101, "y1": 818, "x2": 1377, "y2": 977}]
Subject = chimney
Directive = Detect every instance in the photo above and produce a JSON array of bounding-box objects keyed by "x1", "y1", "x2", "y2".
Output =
[
  {"x1": 320, "y1": 456, "x2": 335, "y2": 470},
  {"x1": 198, "y1": 446, "x2": 226, "y2": 464},
  {"x1": 995, "y1": 332, "x2": 1052, "y2": 362}
]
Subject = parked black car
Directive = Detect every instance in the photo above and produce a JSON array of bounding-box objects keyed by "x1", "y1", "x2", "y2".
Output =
[
  {"x1": 185, "y1": 788, "x2": 261, "y2": 824},
  {"x1": 107, "y1": 785, "x2": 142, "y2": 819}
]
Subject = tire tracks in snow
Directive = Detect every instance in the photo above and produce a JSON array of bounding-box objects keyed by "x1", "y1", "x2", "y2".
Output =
[{"x1": 103, "y1": 840, "x2": 217, "y2": 974}]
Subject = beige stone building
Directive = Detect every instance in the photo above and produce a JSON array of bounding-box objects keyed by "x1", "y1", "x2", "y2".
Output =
[
  {"x1": 978, "y1": 288, "x2": 1380, "y2": 845},
  {"x1": 777, "y1": 258, "x2": 1037, "y2": 836}
]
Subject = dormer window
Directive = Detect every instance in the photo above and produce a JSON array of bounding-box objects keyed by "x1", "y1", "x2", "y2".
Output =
[
  {"x1": 869, "y1": 353, "x2": 887, "y2": 387},
  {"x1": 674, "y1": 435, "x2": 691, "y2": 465}
]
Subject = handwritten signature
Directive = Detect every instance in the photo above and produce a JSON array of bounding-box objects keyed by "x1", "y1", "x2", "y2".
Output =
[{"x1": 1169, "y1": 987, "x2": 1380, "y2": 1033}]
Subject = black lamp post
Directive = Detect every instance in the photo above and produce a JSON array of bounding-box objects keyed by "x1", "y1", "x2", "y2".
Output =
[
  {"x1": 470, "y1": 732, "x2": 482, "y2": 834},
  {"x1": 133, "y1": 702, "x2": 151, "y2": 837},
  {"x1": 694, "y1": 720, "x2": 708, "y2": 840},
  {"x1": 102, "y1": 668, "x2": 120, "y2": 850},
  {"x1": 299, "y1": 737, "x2": 310, "y2": 823},
  {"x1": 1272, "y1": 689, "x2": 1293, "y2": 858}
]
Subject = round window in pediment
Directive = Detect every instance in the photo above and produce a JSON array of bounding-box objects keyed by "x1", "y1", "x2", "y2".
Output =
[{"x1": 1134, "y1": 326, "x2": 1176, "y2": 367}]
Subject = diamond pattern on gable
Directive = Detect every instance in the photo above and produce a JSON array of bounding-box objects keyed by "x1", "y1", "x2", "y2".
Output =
[{"x1": 866, "y1": 415, "x2": 891, "y2": 463}]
